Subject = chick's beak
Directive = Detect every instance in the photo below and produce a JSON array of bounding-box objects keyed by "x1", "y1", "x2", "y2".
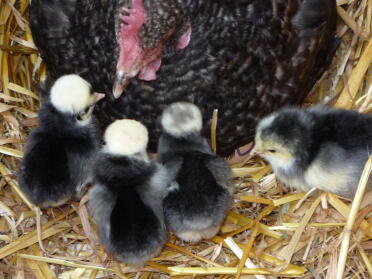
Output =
[
  {"x1": 251, "y1": 147, "x2": 264, "y2": 155},
  {"x1": 113, "y1": 71, "x2": 131, "y2": 99},
  {"x1": 94, "y1": 92, "x2": 106, "y2": 103}
]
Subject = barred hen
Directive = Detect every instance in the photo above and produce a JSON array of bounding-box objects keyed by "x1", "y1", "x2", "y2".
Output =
[{"x1": 30, "y1": 0, "x2": 337, "y2": 156}]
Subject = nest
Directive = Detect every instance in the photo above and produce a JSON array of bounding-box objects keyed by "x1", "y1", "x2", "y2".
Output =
[{"x1": 0, "y1": 0, "x2": 371, "y2": 278}]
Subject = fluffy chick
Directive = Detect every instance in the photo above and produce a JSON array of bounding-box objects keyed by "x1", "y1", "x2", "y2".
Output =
[
  {"x1": 255, "y1": 106, "x2": 372, "y2": 198},
  {"x1": 19, "y1": 75, "x2": 102, "y2": 208},
  {"x1": 88, "y1": 119, "x2": 169, "y2": 266},
  {"x1": 157, "y1": 102, "x2": 234, "y2": 242}
]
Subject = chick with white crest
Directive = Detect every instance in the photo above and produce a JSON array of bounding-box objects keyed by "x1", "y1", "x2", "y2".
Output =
[
  {"x1": 19, "y1": 75, "x2": 103, "y2": 208},
  {"x1": 254, "y1": 106, "x2": 372, "y2": 198},
  {"x1": 157, "y1": 102, "x2": 234, "y2": 242},
  {"x1": 88, "y1": 119, "x2": 169, "y2": 266}
]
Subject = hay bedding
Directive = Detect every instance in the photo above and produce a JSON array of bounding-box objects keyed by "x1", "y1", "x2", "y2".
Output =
[{"x1": 0, "y1": 0, "x2": 371, "y2": 278}]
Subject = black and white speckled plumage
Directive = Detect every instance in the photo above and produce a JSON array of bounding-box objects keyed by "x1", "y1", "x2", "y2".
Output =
[
  {"x1": 18, "y1": 82, "x2": 100, "y2": 208},
  {"x1": 30, "y1": 0, "x2": 338, "y2": 156},
  {"x1": 255, "y1": 106, "x2": 372, "y2": 198},
  {"x1": 88, "y1": 151, "x2": 170, "y2": 265}
]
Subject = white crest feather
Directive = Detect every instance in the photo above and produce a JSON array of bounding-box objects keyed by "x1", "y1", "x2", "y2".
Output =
[
  {"x1": 104, "y1": 119, "x2": 149, "y2": 156},
  {"x1": 161, "y1": 102, "x2": 202, "y2": 137},
  {"x1": 50, "y1": 75, "x2": 94, "y2": 114}
]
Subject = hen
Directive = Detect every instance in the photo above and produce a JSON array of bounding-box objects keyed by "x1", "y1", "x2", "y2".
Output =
[{"x1": 30, "y1": 0, "x2": 337, "y2": 156}]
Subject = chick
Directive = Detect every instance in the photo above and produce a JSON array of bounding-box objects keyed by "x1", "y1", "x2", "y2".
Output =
[
  {"x1": 157, "y1": 102, "x2": 234, "y2": 242},
  {"x1": 254, "y1": 106, "x2": 372, "y2": 198},
  {"x1": 18, "y1": 75, "x2": 103, "y2": 208},
  {"x1": 88, "y1": 119, "x2": 169, "y2": 266}
]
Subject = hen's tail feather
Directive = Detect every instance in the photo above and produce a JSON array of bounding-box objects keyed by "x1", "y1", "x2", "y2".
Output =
[{"x1": 291, "y1": 0, "x2": 338, "y2": 103}]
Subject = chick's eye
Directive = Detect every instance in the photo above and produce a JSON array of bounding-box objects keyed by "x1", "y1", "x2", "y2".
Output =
[
  {"x1": 76, "y1": 106, "x2": 92, "y2": 121},
  {"x1": 76, "y1": 113, "x2": 84, "y2": 121},
  {"x1": 268, "y1": 149, "x2": 276, "y2": 153}
]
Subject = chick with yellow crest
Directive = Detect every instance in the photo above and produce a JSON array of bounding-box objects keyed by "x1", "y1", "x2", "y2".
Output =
[
  {"x1": 19, "y1": 75, "x2": 103, "y2": 208},
  {"x1": 88, "y1": 119, "x2": 172, "y2": 266}
]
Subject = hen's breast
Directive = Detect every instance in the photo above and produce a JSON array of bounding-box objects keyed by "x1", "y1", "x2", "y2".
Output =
[{"x1": 96, "y1": 0, "x2": 337, "y2": 156}]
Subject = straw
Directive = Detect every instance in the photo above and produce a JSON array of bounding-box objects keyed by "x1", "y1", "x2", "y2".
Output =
[{"x1": 336, "y1": 156, "x2": 372, "y2": 279}]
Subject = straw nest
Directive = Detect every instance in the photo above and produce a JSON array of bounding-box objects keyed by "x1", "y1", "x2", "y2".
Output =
[{"x1": 0, "y1": 0, "x2": 371, "y2": 278}]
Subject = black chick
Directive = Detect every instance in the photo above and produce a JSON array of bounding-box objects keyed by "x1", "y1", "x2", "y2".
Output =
[
  {"x1": 254, "y1": 106, "x2": 372, "y2": 198},
  {"x1": 19, "y1": 75, "x2": 103, "y2": 208},
  {"x1": 157, "y1": 102, "x2": 233, "y2": 242},
  {"x1": 88, "y1": 119, "x2": 169, "y2": 266},
  {"x1": 29, "y1": 0, "x2": 338, "y2": 156}
]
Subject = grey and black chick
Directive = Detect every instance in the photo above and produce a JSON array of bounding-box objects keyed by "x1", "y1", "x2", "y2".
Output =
[
  {"x1": 19, "y1": 75, "x2": 102, "y2": 208},
  {"x1": 157, "y1": 102, "x2": 234, "y2": 242},
  {"x1": 255, "y1": 106, "x2": 372, "y2": 198},
  {"x1": 88, "y1": 119, "x2": 169, "y2": 266}
]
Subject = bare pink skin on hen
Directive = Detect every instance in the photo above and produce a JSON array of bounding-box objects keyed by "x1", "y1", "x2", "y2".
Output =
[
  {"x1": 138, "y1": 58, "x2": 162, "y2": 80},
  {"x1": 118, "y1": 0, "x2": 145, "y2": 77},
  {"x1": 176, "y1": 25, "x2": 192, "y2": 51},
  {"x1": 117, "y1": 0, "x2": 192, "y2": 83}
]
